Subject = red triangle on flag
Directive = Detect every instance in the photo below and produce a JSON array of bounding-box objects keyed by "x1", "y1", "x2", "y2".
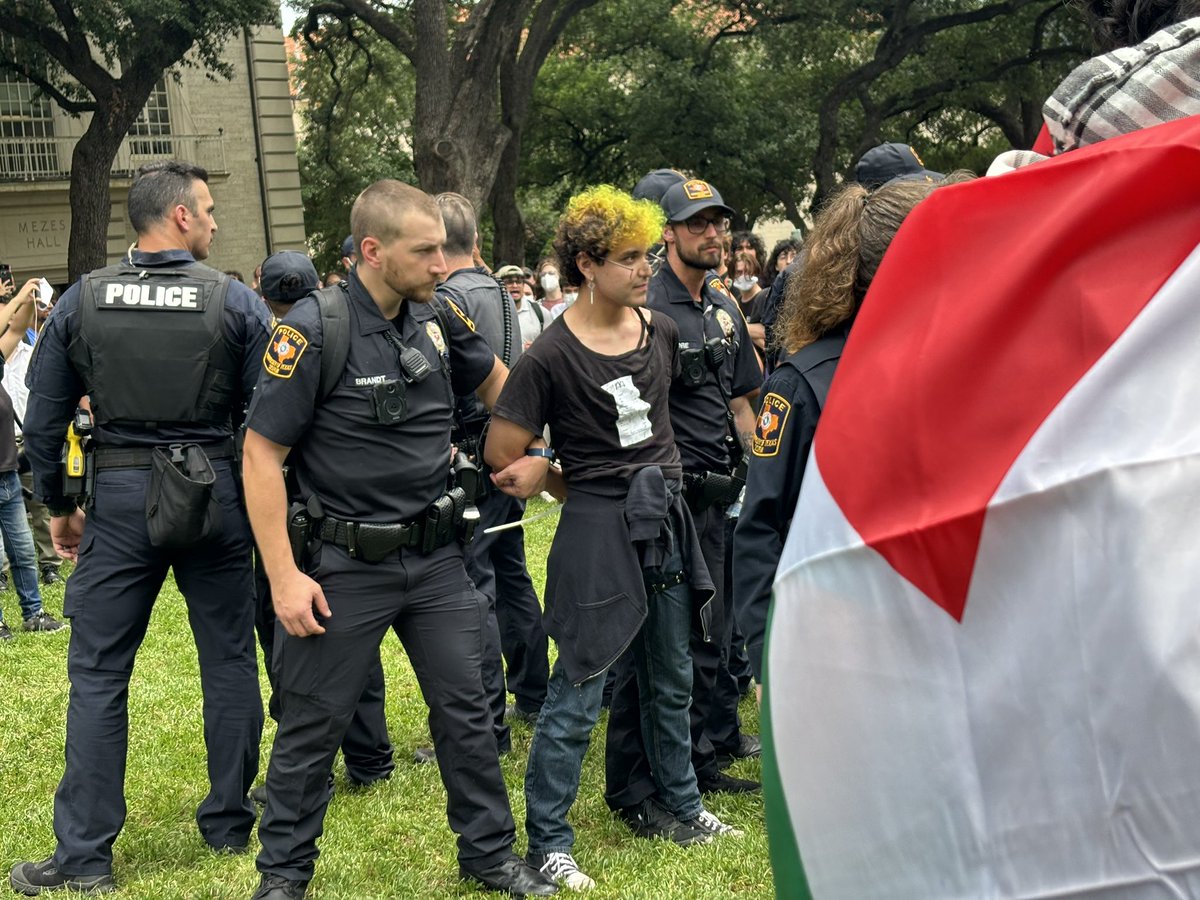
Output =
[{"x1": 815, "y1": 117, "x2": 1200, "y2": 621}]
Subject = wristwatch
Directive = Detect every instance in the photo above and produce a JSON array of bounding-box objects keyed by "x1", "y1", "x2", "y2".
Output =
[{"x1": 525, "y1": 447, "x2": 556, "y2": 462}]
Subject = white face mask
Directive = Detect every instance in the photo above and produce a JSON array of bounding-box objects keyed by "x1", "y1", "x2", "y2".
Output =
[
  {"x1": 733, "y1": 276, "x2": 757, "y2": 292},
  {"x1": 540, "y1": 272, "x2": 560, "y2": 292}
]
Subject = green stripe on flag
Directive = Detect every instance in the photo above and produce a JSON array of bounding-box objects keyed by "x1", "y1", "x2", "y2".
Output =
[{"x1": 762, "y1": 584, "x2": 814, "y2": 899}]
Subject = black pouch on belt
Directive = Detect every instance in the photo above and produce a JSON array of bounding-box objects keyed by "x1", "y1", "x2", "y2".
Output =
[{"x1": 145, "y1": 443, "x2": 221, "y2": 548}]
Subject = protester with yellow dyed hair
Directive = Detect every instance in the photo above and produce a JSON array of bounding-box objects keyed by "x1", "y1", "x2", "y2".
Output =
[{"x1": 485, "y1": 185, "x2": 742, "y2": 891}]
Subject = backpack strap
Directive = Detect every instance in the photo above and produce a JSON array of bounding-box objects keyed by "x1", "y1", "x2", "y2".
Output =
[{"x1": 314, "y1": 282, "x2": 351, "y2": 402}]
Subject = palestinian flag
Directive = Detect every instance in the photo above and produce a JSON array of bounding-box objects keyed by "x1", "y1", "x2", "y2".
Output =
[{"x1": 763, "y1": 115, "x2": 1200, "y2": 899}]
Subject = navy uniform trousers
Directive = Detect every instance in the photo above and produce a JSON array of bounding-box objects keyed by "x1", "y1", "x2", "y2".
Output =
[
  {"x1": 467, "y1": 489, "x2": 549, "y2": 748},
  {"x1": 605, "y1": 502, "x2": 742, "y2": 808},
  {"x1": 256, "y1": 540, "x2": 515, "y2": 882},
  {"x1": 53, "y1": 462, "x2": 263, "y2": 876}
]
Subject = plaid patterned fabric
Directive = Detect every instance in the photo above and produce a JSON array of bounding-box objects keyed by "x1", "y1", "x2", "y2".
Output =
[{"x1": 1045, "y1": 18, "x2": 1200, "y2": 153}]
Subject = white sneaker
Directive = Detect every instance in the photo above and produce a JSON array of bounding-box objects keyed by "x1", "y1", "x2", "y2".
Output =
[
  {"x1": 685, "y1": 808, "x2": 745, "y2": 838},
  {"x1": 531, "y1": 851, "x2": 596, "y2": 890}
]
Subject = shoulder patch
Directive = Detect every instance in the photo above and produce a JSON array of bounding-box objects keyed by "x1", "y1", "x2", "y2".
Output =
[
  {"x1": 753, "y1": 392, "x2": 792, "y2": 457},
  {"x1": 445, "y1": 298, "x2": 475, "y2": 332},
  {"x1": 264, "y1": 324, "x2": 308, "y2": 379},
  {"x1": 708, "y1": 277, "x2": 732, "y2": 299}
]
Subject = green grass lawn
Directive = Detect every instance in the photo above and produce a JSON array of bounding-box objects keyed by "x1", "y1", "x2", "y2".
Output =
[{"x1": 0, "y1": 498, "x2": 770, "y2": 898}]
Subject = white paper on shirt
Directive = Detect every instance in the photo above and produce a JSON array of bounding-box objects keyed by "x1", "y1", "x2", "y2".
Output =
[{"x1": 601, "y1": 375, "x2": 653, "y2": 447}]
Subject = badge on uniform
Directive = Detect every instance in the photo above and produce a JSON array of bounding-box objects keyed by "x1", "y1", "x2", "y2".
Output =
[
  {"x1": 444, "y1": 298, "x2": 475, "y2": 332},
  {"x1": 753, "y1": 392, "x2": 791, "y2": 457},
  {"x1": 264, "y1": 324, "x2": 308, "y2": 379},
  {"x1": 425, "y1": 320, "x2": 446, "y2": 355},
  {"x1": 715, "y1": 307, "x2": 735, "y2": 340}
]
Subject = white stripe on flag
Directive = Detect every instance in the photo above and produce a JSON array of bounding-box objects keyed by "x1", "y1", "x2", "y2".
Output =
[{"x1": 770, "y1": 243, "x2": 1200, "y2": 898}]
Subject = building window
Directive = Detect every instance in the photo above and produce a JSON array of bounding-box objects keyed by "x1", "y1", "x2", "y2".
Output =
[
  {"x1": 129, "y1": 78, "x2": 172, "y2": 156},
  {"x1": 0, "y1": 68, "x2": 59, "y2": 180}
]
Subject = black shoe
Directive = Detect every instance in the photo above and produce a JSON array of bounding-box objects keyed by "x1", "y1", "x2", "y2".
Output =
[
  {"x1": 413, "y1": 746, "x2": 436, "y2": 765},
  {"x1": 0, "y1": 622, "x2": 12, "y2": 642},
  {"x1": 459, "y1": 855, "x2": 557, "y2": 896},
  {"x1": 207, "y1": 840, "x2": 249, "y2": 855},
  {"x1": 10, "y1": 857, "x2": 115, "y2": 894},
  {"x1": 250, "y1": 784, "x2": 267, "y2": 806},
  {"x1": 40, "y1": 566, "x2": 63, "y2": 586},
  {"x1": 0, "y1": 572, "x2": 9, "y2": 593},
  {"x1": 615, "y1": 797, "x2": 711, "y2": 847},
  {"x1": 698, "y1": 770, "x2": 761, "y2": 794},
  {"x1": 715, "y1": 733, "x2": 762, "y2": 769},
  {"x1": 250, "y1": 873, "x2": 308, "y2": 900},
  {"x1": 23, "y1": 610, "x2": 67, "y2": 633}
]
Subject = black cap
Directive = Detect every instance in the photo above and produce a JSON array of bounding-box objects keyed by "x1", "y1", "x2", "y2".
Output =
[
  {"x1": 341, "y1": 234, "x2": 355, "y2": 258},
  {"x1": 632, "y1": 168, "x2": 686, "y2": 204},
  {"x1": 853, "y1": 143, "x2": 942, "y2": 189},
  {"x1": 260, "y1": 251, "x2": 319, "y2": 304},
  {"x1": 660, "y1": 179, "x2": 735, "y2": 223}
]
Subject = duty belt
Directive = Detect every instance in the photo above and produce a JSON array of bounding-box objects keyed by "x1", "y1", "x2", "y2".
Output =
[
  {"x1": 93, "y1": 438, "x2": 236, "y2": 470},
  {"x1": 682, "y1": 468, "x2": 741, "y2": 514},
  {"x1": 319, "y1": 516, "x2": 426, "y2": 562}
]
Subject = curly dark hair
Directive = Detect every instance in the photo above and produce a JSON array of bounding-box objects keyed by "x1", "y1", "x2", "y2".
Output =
[
  {"x1": 1080, "y1": 0, "x2": 1200, "y2": 50},
  {"x1": 552, "y1": 186, "x2": 664, "y2": 288}
]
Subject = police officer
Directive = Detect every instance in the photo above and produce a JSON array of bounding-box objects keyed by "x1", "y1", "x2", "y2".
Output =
[
  {"x1": 241, "y1": 180, "x2": 555, "y2": 899},
  {"x1": 605, "y1": 177, "x2": 763, "y2": 835},
  {"x1": 252, "y1": 250, "x2": 394, "y2": 794},
  {"x1": 10, "y1": 161, "x2": 268, "y2": 895},
  {"x1": 433, "y1": 193, "x2": 549, "y2": 743}
]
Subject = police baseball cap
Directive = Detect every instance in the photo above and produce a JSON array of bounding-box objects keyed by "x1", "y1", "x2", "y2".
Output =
[
  {"x1": 632, "y1": 169, "x2": 686, "y2": 204},
  {"x1": 495, "y1": 265, "x2": 525, "y2": 280},
  {"x1": 341, "y1": 234, "x2": 355, "y2": 258},
  {"x1": 853, "y1": 143, "x2": 942, "y2": 189},
  {"x1": 660, "y1": 179, "x2": 735, "y2": 223},
  {"x1": 259, "y1": 251, "x2": 319, "y2": 304}
]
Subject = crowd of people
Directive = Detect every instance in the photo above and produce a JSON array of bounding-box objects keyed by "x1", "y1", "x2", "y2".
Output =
[{"x1": 3, "y1": 0, "x2": 1197, "y2": 896}]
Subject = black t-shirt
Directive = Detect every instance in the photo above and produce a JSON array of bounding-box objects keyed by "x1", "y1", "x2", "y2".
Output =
[
  {"x1": 0, "y1": 376, "x2": 16, "y2": 474},
  {"x1": 492, "y1": 310, "x2": 682, "y2": 484},
  {"x1": 246, "y1": 270, "x2": 496, "y2": 522},
  {"x1": 647, "y1": 264, "x2": 762, "y2": 472}
]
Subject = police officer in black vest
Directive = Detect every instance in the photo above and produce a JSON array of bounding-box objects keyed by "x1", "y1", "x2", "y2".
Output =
[
  {"x1": 241, "y1": 180, "x2": 555, "y2": 899},
  {"x1": 10, "y1": 161, "x2": 269, "y2": 895},
  {"x1": 434, "y1": 192, "x2": 549, "y2": 746},
  {"x1": 605, "y1": 177, "x2": 764, "y2": 835}
]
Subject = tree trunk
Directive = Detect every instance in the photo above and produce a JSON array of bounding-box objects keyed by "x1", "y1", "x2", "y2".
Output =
[
  {"x1": 410, "y1": 84, "x2": 511, "y2": 211},
  {"x1": 490, "y1": 124, "x2": 525, "y2": 266},
  {"x1": 66, "y1": 114, "x2": 129, "y2": 282}
]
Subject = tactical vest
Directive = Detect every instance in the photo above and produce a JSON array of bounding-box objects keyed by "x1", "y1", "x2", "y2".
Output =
[{"x1": 69, "y1": 261, "x2": 238, "y2": 429}]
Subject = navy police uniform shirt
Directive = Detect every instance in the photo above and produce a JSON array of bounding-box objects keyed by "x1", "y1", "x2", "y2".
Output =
[
  {"x1": 732, "y1": 330, "x2": 846, "y2": 682},
  {"x1": 23, "y1": 248, "x2": 271, "y2": 504},
  {"x1": 246, "y1": 269, "x2": 495, "y2": 524},
  {"x1": 647, "y1": 263, "x2": 761, "y2": 473}
]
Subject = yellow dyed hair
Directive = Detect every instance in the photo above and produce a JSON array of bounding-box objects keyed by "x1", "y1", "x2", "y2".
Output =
[{"x1": 553, "y1": 185, "x2": 666, "y2": 286}]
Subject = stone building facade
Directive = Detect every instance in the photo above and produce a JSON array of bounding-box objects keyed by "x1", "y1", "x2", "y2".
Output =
[{"x1": 0, "y1": 25, "x2": 305, "y2": 291}]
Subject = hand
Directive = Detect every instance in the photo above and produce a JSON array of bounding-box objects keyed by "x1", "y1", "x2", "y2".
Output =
[
  {"x1": 10, "y1": 278, "x2": 40, "y2": 309},
  {"x1": 271, "y1": 567, "x2": 332, "y2": 637},
  {"x1": 50, "y1": 509, "x2": 87, "y2": 561},
  {"x1": 490, "y1": 454, "x2": 549, "y2": 498}
]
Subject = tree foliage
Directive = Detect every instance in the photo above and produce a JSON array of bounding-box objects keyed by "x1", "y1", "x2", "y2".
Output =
[{"x1": 0, "y1": 0, "x2": 280, "y2": 280}]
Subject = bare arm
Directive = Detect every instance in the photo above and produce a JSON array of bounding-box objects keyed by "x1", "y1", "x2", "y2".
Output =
[
  {"x1": 0, "y1": 279, "x2": 38, "y2": 360},
  {"x1": 484, "y1": 414, "x2": 560, "y2": 499},
  {"x1": 243, "y1": 428, "x2": 331, "y2": 637},
  {"x1": 732, "y1": 392, "x2": 759, "y2": 456}
]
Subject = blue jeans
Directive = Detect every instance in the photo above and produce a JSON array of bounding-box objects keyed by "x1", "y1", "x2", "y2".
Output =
[
  {"x1": 525, "y1": 543, "x2": 701, "y2": 854},
  {"x1": 0, "y1": 469, "x2": 43, "y2": 622}
]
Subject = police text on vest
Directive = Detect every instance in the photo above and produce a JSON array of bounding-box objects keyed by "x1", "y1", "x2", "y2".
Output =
[{"x1": 103, "y1": 283, "x2": 201, "y2": 309}]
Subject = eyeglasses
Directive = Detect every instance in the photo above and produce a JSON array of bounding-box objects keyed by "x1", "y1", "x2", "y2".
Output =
[
  {"x1": 604, "y1": 253, "x2": 656, "y2": 275},
  {"x1": 676, "y1": 215, "x2": 731, "y2": 236}
]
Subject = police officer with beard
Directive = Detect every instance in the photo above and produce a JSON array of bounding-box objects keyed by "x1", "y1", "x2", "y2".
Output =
[
  {"x1": 11, "y1": 161, "x2": 269, "y2": 895},
  {"x1": 606, "y1": 178, "x2": 763, "y2": 839}
]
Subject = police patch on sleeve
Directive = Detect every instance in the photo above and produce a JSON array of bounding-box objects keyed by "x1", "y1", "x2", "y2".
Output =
[
  {"x1": 264, "y1": 324, "x2": 309, "y2": 379},
  {"x1": 709, "y1": 277, "x2": 733, "y2": 300},
  {"x1": 445, "y1": 298, "x2": 476, "y2": 332},
  {"x1": 753, "y1": 392, "x2": 791, "y2": 457}
]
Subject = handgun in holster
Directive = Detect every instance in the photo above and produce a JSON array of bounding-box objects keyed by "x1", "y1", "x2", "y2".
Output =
[{"x1": 286, "y1": 502, "x2": 312, "y2": 567}]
